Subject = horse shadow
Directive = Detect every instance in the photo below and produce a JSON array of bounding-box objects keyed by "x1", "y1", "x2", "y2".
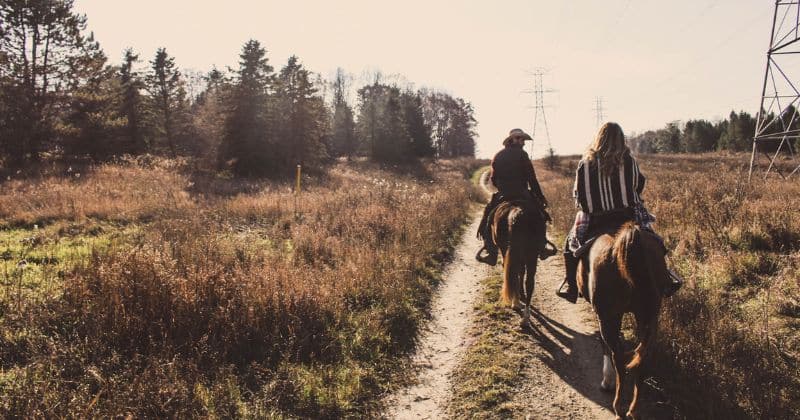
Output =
[{"x1": 516, "y1": 307, "x2": 679, "y2": 419}]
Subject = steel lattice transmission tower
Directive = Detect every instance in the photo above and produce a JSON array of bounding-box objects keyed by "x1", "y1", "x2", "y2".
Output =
[
  {"x1": 522, "y1": 69, "x2": 556, "y2": 158},
  {"x1": 749, "y1": 0, "x2": 800, "y2": 180},
  {"x1": 593, "y1": 97, "x2": 605, "y2": 128}
]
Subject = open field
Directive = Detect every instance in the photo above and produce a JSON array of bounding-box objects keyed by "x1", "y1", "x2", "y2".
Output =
[
  {"x1": 0, "y1": 157, "x2": 484, "y2": 417},
  {"x1": 541, "y1": 152, "x2": 800, "y2": 418}
]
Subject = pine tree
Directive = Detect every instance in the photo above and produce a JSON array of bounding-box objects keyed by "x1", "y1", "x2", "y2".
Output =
[
  {"x1": 275, "y1": 55, "x2": 326, "y2": 169},
  {"x1": 191, "y1": 67, "x2": 229, "y2": 167},
  {"x1": 330, "y1": 68, "x2": 358, "y2": 159},
  {"x1": 402, "y1": 91, "x2": 434, "y2": 158},
  {"x1": 0, "y1": 0, "x2": 102, "y2": 163},
  {"x1": 220, "y1": 40, "x2": 274, "y2": 176},
  {"x1": 120, "y1": 48, "x2": 147, "y2": 154},
  {"x1": 146, "y1": 48, "x2": 184, "y2": 156},
  {"x1": 62, "y1": 57, "x2": 125, "y2": 159}
]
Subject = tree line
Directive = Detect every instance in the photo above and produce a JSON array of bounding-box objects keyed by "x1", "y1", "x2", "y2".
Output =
[
  {"x1": 0, "y1": 1, "x2": 477, "y2": 176},
  {"x1": 628, "y1": 109, "x2": 799, "y2": 154}
]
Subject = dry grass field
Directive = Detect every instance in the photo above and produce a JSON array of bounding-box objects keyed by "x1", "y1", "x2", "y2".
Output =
[
  {"x1": 0, "y1": 157, "x2": 483, "y2": 417},
  {"x1": 542, "y1": 152, "x2": 800, "y2": 419}
]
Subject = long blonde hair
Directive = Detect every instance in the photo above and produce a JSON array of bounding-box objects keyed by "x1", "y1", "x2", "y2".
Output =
[{"x1": 584, "y1": 122, "x2": 630, "y2": 176}]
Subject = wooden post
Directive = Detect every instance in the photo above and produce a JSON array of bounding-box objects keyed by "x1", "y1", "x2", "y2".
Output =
[{"x1": 295, "y1": 164, "x2": 302, "y2": 194}]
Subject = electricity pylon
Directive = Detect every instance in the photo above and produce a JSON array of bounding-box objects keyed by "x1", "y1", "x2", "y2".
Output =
[
  {"x1": 522, "y1": 69, "x2": 556, "y2": 158},
  {"x1": 593, "y1": 97, "x2": 605, "y2": 128},
  {"x1": 749, "y1": 0, "x2": 800, "y2": 180}
]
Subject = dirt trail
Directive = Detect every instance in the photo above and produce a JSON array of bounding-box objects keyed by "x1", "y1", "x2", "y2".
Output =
[
  {"x1": 509, "y1": 250, "x2": 674, "y2": 419},
  {"x1": 387, "y1": 170, "x2": 670, "y2": 419},
  {"x1": 512, "y1": 256, "x2": 618, "y2": 419},
  {"x1": 386, "y1": 211, "x2": 488, "y2": 419}
]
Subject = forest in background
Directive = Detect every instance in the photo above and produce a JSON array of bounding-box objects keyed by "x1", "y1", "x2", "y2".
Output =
[
  {"x1": 0, "y1": 1, "x2": 478, "y2": 176},
  {"x1": 628, "y1": 109, "x2": 800, "y2": 155}
]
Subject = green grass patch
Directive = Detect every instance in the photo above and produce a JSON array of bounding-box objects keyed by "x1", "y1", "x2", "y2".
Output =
[
  {"x1": 470, "y1": 165, "x2": 490, "y2": 187},
  {"x1": 0, "y1": 220, "x2": 139, "y2": 306},
  {"x1": 449, "y1": 274, "x2": 525, "y2": 418}
]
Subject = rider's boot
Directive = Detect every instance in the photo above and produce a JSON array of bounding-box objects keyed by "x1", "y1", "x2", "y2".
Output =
[
  {"x1": 476, "y1": 238, "x2": 498, "y2": 266},
  {"x1": 556, "y1": 251, "x2": 579, "y2": 303},
  {"x1": 663, "y1": 268, "x2": 683, "y2": 297},
  {"x1": 476, "y1": 194, "x2": 499, "y2": 266}
]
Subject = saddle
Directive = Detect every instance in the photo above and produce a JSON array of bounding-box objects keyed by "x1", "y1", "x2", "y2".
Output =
[{"x1": 484, "y1": 195, "x2": 558, "y2": 259}]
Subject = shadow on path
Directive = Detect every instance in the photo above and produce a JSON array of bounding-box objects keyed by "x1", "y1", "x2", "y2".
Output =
[{"x1": 519, "y1": 306, "x2": 681, "y2": 419}]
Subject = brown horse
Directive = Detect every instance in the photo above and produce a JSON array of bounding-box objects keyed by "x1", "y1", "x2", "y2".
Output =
[
  {"x1": 577, "y1": 221, "x2": 668, "y2": 420},
  {"x1": 491, "y1": 200, "x2": 548, "y2": 327}
]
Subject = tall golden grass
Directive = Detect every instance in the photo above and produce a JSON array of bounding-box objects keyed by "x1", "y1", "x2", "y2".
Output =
[
  {"x1": 540, "y1": 153, "x2": 800, "y2": 418},
  {"x1": 0, "y1": 157, "x2": 483, "y2": 417}
]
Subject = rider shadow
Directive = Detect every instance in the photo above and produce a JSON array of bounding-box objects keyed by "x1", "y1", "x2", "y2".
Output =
[
  {"x1": 520, "y1": 308, "x2": 615, "y2": 411},
  {"x1": 520, "y1": 308, "x2": 679, "y2": 419}
]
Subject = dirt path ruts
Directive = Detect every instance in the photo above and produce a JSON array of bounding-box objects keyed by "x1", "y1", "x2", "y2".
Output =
[
  {"x1": 387, "y1": 170, "x2": 672, "y2": 419},
  {"x1": 386, "y1": 211, "x2": 488, "y2": 419},
  {"x1": 509, "y1": 244, "x2": 675, "y2": 419}
]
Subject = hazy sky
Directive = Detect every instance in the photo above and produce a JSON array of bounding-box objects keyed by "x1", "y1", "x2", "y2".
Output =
[{"x1": 74, "y1": 1, "x2": 775, "y2": 158}]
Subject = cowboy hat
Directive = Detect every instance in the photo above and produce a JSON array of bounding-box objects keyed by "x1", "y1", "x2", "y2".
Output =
[{"x1": 503, "y1": 128, "x2": 533, "y2": 145}]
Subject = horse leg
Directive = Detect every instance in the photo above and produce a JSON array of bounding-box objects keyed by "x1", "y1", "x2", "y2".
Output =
[
  {"x1": 522, "y1": 259, "x2": 537, "y2": 327},
  {"x1": 599, "y1": 313, "x2": 625, "y2": 420},
  {"x1": 601, "y1": 347, "x2": 615, "y2": 391},
  {"x1": 627, "y1": 314, "x2": 658, "y2": 420}
]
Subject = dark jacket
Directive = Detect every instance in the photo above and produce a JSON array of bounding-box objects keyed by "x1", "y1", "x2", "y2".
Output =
[
  {"x1": 490, "y1": 144, "x2": 546, "y2": 202},
  {"x1": 574, "y1": 153, "x2": 645, "y2": 214}
]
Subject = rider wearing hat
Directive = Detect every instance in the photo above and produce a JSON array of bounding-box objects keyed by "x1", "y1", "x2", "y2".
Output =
[{"x1": 476, "y1": 128, "x2": 549, "y2": 266}]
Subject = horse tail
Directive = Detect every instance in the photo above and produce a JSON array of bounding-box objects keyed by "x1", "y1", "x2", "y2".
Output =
[
  {"x1": 613, "y1": 222, "x2": 644, "y2": 288},
  {"x1": 615, "y1": 222, "x2": 662, "y2": 371},
  {"x1": 501, "y1": 208, "x2": 524, "y2": 307}
]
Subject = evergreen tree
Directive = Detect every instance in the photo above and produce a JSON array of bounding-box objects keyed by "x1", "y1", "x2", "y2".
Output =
[
  {"x1": 62, "y1": 56, "x2": 125, "y2": 159},
  {"x1": 146, "y1": 48, "x2": 184, "y2": 156},
  {"x1": 402, "y1": 91, "x2": 434, "y2": 157},
  {"x1": 376, "y1": 88, "x2": 412, "y2": 162},
  {"x1": 0, "y1": 0, "x2": 101, "y2": 163},
  {"x1": 356, "y1": 79, "x2": 383, "y2": 158},
  {"x1": 191, "y1": 67, "x2": 229, "y2": 166},
  {"x1": 119, "y1": 48, "x2": 147, "y2": 154},
  {"x1": 275, "y1": 55, "x2": 326, "y2": 169},
  {"x1": 682, "y1": 119, "x2": 719, "y2": 153},
  {"x1": 220, "y1": 40, "x2": 273, "y2": 176},
  {"x1": 655, "y1": 121, "x2": 682, "y2": 153},
  {"x1": 440, "y1": 98, "x2": 477, "y2": 157},
  {"x1": 718, "y1": 110, "x2": 756, "y2": 151},
  {"x1": 330, "y1": 68, "x2": 358, "y2": 159}
]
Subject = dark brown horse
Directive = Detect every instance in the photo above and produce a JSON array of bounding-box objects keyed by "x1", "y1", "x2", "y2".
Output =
[
  {"x1": 490, "y1": 200, "x2": 548, "y2": 327},
  {"x1": 578, "y1": 222, "x2": 668, "y2": 420}
]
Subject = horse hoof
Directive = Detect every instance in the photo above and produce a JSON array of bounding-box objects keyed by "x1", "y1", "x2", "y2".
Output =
[
  {"x1": 626, "y1": 411, "x2": 639, "y2": 420},
  {"x1": 519, "y1": 318, "x2": 530, "y2": 329},
  {"x1": 600, "y1": 380, "x2": 613, "y2": 392}
]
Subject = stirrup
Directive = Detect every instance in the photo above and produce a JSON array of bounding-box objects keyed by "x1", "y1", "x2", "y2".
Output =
[
  {"x1": 539, "y1": 240, "x2": 559, "y2": 260},
  {"x1": 555, "y1": 279, "x2": 578, "y2": 303},
  {"x1": 664, "y1": 269, "x2": 684, "y2": 297},
  {"x1": 475, "y1": 247, "x2": 498, "y2": 266}
]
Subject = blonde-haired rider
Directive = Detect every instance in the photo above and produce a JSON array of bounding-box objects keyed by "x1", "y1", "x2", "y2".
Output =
[{"x1": 557, "y1": 122, "x2": 680, "y2": 303}]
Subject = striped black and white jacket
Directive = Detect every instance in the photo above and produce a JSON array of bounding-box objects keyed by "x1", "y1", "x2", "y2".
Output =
[{"x1": 573, "y1": 153, "x2": 645, "y2": 214}]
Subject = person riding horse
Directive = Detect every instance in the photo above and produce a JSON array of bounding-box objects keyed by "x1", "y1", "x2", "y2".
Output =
[
  {"x1": 556, "y1": 122, "x2": 682, "y2": 303},
  {"x1": 476, "y1": 128, "x2": 552, "y2": 266}
]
